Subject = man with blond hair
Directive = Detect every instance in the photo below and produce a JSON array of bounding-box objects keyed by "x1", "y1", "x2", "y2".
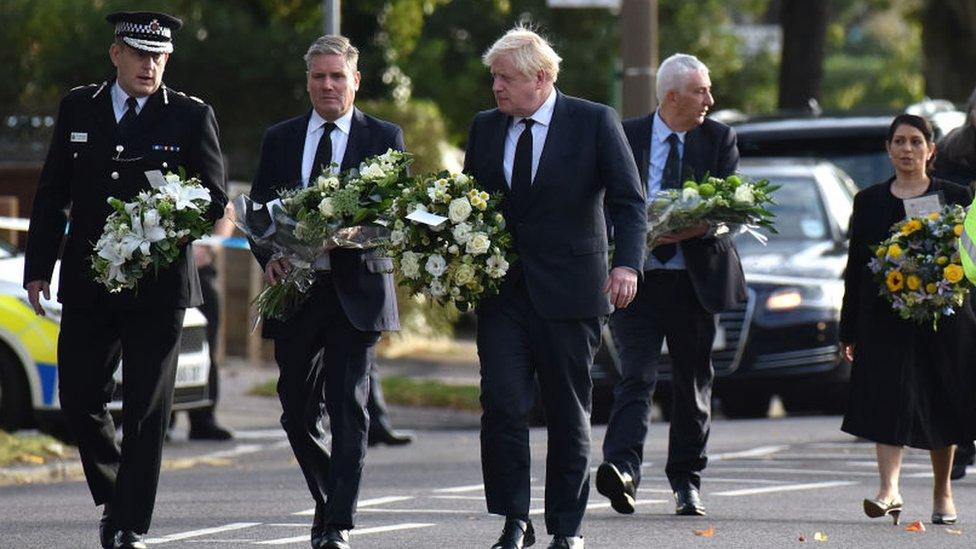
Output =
[
  {"x1": 463, "y1": 27, "x2": 646, "y2": 549},
  {"x1": 248, "y1": 34, "x2": 403, "y2": 549}
]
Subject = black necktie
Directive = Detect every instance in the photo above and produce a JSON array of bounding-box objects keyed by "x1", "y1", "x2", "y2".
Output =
[
  {"x1": 117, "y1": 96, "x2": 138, "y2": 136},
  {"x1": 511, "y1": 118, "x2": 535, "y2": 202},
  {"x1": 310, "y1": 122, "x2": 337, "y2": 182},
  {"x1": 652, "y1": 133, "x2": 682, "y2": 264}
]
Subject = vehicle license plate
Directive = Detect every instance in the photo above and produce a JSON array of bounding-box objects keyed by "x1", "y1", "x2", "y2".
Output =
[{"x1": 175, "y1": 363, "x2": 207, "y2": 388}]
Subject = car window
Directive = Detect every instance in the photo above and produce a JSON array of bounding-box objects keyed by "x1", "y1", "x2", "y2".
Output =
[
  {"x1": 737, "y1": 134, "x2": 891, "y2": 189},
  {"x1": 0, "y1": 238, "x2": 13, "y2": 259},
  {"x1": 820, "y1": 168, "x2": 855, "y2": 235},
  {"x1": 735, "y1": 175, "x2": 829, "y2": 244}
]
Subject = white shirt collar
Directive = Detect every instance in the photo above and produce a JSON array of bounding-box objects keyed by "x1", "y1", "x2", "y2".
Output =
[
  {"x1": 111, "y1": 81, "x2": 148, "y2": 112},
  {"x1": 652, "y1": 111, "x2": 686, "y2": 145},
  {"x1": 515, "y1": 88, "x2": 557, "y2": 127},
  {"x1": 308, "y1": 107, "x2": 354, "y2": 136}
]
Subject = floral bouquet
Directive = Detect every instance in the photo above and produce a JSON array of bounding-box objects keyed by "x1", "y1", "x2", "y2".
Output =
[
  {"x1": 869, "y1": 204, "x2": 969, "y2": 330},
  {"x1": 236, "y1": 149, "x2": 413, "y2": 320},
  {"x1": 646, "y1": 174, "x2": 778, "y2": 247},
  {"x1": 91, "y1": 171, "x2": 213, "y2": 293},
  {"x1": 386, "y1": 171, "x2": 515, "y2": 311}
]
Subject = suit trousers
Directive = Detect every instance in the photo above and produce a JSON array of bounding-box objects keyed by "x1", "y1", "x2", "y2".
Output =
[
  {"x1": 602, "y1": 269, "x2": 716, "y2": 491},
  {"x1": 477, "y1": 280, "x2": 602, "y2": 536},
  {"x1": 189, "y1": 265, "x2": 220, "y2": 427},
  {"x1": 272, "y1": 274, "x2": 380, "y2": 530},
  {"x1": 365, "y1": 348, "x2": 393, "y2": 437},
  {"x1": 58, "y1": 306, "x2": 186, "y2": 533}
]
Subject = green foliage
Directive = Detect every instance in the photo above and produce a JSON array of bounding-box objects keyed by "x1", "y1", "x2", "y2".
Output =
[
  {"x1": 380, "y1": 375, "x2": 480, "y2": 411},
  {"x1": 358, "y1": 98, "x2": 453, "y2": 174}
]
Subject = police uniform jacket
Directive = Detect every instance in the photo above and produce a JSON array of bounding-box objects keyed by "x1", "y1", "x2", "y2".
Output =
[{"x1": 23, "y1": 79, "x2": 228, "y2": 309}]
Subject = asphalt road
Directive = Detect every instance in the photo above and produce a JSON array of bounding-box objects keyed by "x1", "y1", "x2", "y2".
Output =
[{"x1": 3, "y1": 414, "x2": 975, "y2": 548}]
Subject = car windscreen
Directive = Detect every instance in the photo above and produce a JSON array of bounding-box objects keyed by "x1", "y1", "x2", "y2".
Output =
[
  {"x1": 737, "y1": 134, "x2": 892, "y2": 189},
  {"x1": 0, "y1": 238, "x2": 14, "y2": 259},
  {"x1": 733, "y1": 175, "x2": 830, "y2": 248}
]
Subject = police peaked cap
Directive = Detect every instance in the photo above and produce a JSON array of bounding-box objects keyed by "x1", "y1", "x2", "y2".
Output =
[{"x1": 106, "y1": 11, "x2": 183, "y2": 54}]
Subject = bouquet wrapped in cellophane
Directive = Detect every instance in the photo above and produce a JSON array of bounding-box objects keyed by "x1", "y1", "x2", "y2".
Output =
[
  {"x1": 646, "y1": 174, "x2": 778, "y2": 247},
  {"x1": 869, "y1": 204, "x2": 969, "y2": 330},
  {"x1": 91, "y1": 170, "x2": 213, "y2": 293},
  {"x1": 235, "y1": 149, "x2": 412, "y2": 320}
]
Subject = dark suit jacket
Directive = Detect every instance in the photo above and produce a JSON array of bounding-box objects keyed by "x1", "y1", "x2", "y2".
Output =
[
  {"x1": 24, "y1": 80, "x2": 227, "y2": 309},
  {"x1": 464, "y1": 91, "x2": 647, "y2": 320},
  {"x1": 622, "y1": 114, "x2": 747, "y2": 313},
  {"x1": 249, "y1": 107, "x2": 402, "y2": 336}
]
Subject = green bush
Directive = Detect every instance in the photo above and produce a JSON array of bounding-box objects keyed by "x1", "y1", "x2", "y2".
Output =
[{"x1": 358, "y1": 98, "x2": 456, "y2": 175}]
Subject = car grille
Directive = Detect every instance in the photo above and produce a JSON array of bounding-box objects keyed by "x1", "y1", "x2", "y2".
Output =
[
  {"x1": 657, "y1": 288, "x2": 756, "y2": 379},
  {"x1": 180, "y1": 326, "x2": 207, "y2": 355}
]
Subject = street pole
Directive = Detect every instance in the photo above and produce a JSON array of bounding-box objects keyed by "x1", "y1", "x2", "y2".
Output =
[
  {"x1": 323, "y1": 0, "x2": 340, "y2": 35},
  {"x1": 620, "y1": 0, "x2": 657, "y2": 117}
]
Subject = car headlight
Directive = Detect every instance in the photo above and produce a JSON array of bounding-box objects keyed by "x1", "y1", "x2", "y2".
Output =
[{"x1": 764, "y1": 283, "x2": 844, "y2": 312}]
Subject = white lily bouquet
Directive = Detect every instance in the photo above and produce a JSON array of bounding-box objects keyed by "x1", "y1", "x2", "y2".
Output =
[
  {"x1": 387, "y1": 171, "x2": 515, "y2": 311},
  {"x1": 91, "y1": 171, "x2": 213, "y2": 293},
  {"x1": 647, "y1": 174, "x2": 778, "y2": 247},
  {"x1": 236, "y1": 149, "x2": 413, "y2": 320}
]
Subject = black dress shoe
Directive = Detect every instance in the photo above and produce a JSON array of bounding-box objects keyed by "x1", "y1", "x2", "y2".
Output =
[
  {"x1": 320, "y1": 527, "x2": 351, "y2": 549},
  {"x1": 595, "y1": 462, "x2": 636, "y2": 514},
  {"x1": 188, "y1": 423, "x2": 234, "y2": 441},
  {"x1": 368, "y1": 428, "x2": 413, "y2": 447},
  {"x1": 674, "y1": 488, "x2": 706, "y2": 516},
  {"x1": 99, "y1": 504, "x2": 115, "y2": 549},
  {"x1": 491, "y1": 517, "x2": 535, "y2": 549},
  {"x1": 310, "y1": 503, "x2": 326, "y2": 548},
  {"x1": 547, "y1": 536, "x2": 584, "y2": 548},
  {"x1": 113, "y1": 530, "x2": 148, "y2": 549}
]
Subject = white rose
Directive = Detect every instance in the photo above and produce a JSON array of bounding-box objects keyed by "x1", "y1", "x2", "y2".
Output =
[
  {"x1": 316, "y1": 175, "x2": 340, "y2": 190},
  {"x1": 452, "y1": 222, "x2": 473, "y2": 244},
  {"x1": 390, "y1": 230, "x2": 405, "y2": 246},
  {"x1": 465, "y1": 233, "x2": 490, "y2": 255},
  {"x1": 682, "y1": 187, "x2": 700, "y2": 201},
  {"x1": 733, "y1": 184, "x2": 754, "y2": 205},
  {"x1": 425, "y1": 254, "x2": 447, "y2": 277},
  {"x1": 448, "y1": 198, "x2": 473, "y2": 223},
  {"x1": 360, "y1": 163, "x2": 386, "y2": 179},
  {"x1": 486, "y1": 254, "x2": 509, "y2": 278},
  {"x1": 400, "y1": 252, "x2": 421, "y2": 279},
  {"x1": 448, "y1": 245, "x2": 460, "y2": 255},
  {"x1": 454, "y1": 263, "x2": 476, "y2": 286},
  {"x1": 428, "y1": 279, "x2": 447, "y2": 297},
  {"x1": 318, "y1": 197, "x2": 335, "y2": 217}
]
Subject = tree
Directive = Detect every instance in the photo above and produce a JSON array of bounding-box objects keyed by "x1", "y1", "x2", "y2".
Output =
[
  {"x1": 921, "y1": 0, "x2": 976, "y2": 102},
  {"x1": 778, "y1": 0, "x2": 829, "y2": 110}
]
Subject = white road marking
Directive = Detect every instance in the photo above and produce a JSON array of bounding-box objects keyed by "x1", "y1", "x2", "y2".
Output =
[
  {"x1": 360, "y1": 508, "x2": 476, "y2": 514},
  {"x1": 232, "y1": 429, "x2": 288, "y2": 440},
  {"x1": 714, "y1": 480, "x2": 857, "y2": 497},
  {"x1": 638, "y1": 477, "x2": 790, "y2": 485},
  {"x1": 529, "y1": 499, "x2": 665, "y2": 515},
  {"x1": 432, "y1": 483, "x2": 485, "y2": 493},
  {"x1": 845, "y1": 461, "x2": 929, "y2": 469},
  {"x1": 144, "y1": 522, "x2": 262, "y2": 544},
  {"x1": 711, "y1": 445, "x2": 789, "y2": 460},
  {"x1": 432, "y1": 495, "x2": 544, "y2": 502},
  {"x1": 200, "y1": 444, "x2": 267, "y2": 460},
  {"x1": 255, "y1": 523, "x2": 434, "y2": 544},
  {"x1": 293, "y1": 496, "x2": 413, "y2": 516},
  {"x1": 709, "y1": 466, "x2": 881, "y2": 477}
]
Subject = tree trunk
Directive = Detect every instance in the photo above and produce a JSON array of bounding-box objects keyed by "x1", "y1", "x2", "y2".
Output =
[
  {"x1": 922, "y1": 0, "x2": 976, "y2": 103},
  {"x1": 777, "y1": 0, "x2": 829, "y2": 110}
]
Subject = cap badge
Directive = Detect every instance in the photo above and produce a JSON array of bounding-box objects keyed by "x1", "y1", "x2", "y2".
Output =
[{"x1": 149, "y1": 19, "x2": 160, "y2": 32}]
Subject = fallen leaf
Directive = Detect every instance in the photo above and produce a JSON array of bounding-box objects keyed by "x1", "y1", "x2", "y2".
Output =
[
  {"x1": 693, "y1": 527, "x2": 715, "y2": 538},
  {"x1": 813, "y1": 532, "x2": 828, "y2": 542},
  {"x1": 946, "y1": 528, "x2": 962, "y2": 535},
  {"x1": 905, "y1": 521, "x2": 926, "y2": 533},
  {"x1": 18, "y1": 454, "x2": 44, "y2": 464},
  {"x1": 798, "y1": 535, "x2": 806, "y2": 542}
]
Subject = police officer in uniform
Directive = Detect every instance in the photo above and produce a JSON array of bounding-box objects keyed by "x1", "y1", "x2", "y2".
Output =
[{"x1": 23, "y1": 12, "x2": 226, "y2": 549}]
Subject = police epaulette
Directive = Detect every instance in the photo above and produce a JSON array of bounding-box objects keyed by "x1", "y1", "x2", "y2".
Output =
[
  {"x1": 90, "y1": 81, "x2": 109, "y2": 98},
  {"x1": 169, "y1": 88, "x2": 205, "y2": 104},
  {"x1": 70, "y1": 82, "x2": 101, "y2": 92}
]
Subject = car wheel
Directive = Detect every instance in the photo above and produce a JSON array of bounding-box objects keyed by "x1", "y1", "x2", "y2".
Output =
[
  {"x1": 720, "y1": 392, "x2": 771, "y2": 419},
  {"x1": 0, "y1": 347, "x2": 31, "y2": 430}
]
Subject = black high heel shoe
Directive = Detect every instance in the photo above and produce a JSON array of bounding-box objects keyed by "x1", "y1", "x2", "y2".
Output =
[{"x1": 863, "y1": 498, "x2": 903, "y2": 525}]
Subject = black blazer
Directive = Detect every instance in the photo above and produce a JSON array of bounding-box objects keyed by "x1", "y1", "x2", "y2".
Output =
[
  {"x1": 249, "y1": 108, "x2": 403, "y2": 335},
  {"x1": 622, "y1": 114, "x2": 747, "y2": 314},
  {"x1": 463, "y1": 91, "x2": 647, "y2": 320},
  {"x1": 24, "y1": 80, "x2": 227, "y2": 309}
]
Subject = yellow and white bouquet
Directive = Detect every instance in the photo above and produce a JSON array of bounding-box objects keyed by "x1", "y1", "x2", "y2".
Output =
[{"x1": 869, "y1": 204, "x2": 969, "y2": 329}]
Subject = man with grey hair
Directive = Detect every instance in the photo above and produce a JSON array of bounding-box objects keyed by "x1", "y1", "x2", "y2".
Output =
[
  {"x1": 248, "y1": 34, "x2": 404, "y2": 549},
  {"x1": 464, "y1": 26, "x2": 647, "y2": 549},
  {"x1": 596, "y1": 53, "x2": 746, "y2": 518}
]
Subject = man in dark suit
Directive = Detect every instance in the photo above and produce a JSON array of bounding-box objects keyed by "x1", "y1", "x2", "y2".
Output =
[
  {"x1": 248, "y1": 35, "x2": 402, "y2": 549},
  {"x1": 23, "y1": 12, "x2": 227, "y2": 549},
  {"x1": 596, "y1": 53, "x2": 747, "y2": 518},
  {"x1": 464, "y1": 28, "x2": 646, "y2": 549}
]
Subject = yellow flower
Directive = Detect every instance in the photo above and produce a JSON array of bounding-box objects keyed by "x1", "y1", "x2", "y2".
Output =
[
  {"x1": 937, "y1": 256, "x2": 949, "y2": 265},
  {"x1": 886, "y1": 243, "x2": 903, "y2": 259},
  {"x1": 954, "y1": 224, "x2": 964, "y2": 237},
  {"x1": 900, "y1": 219, "x2": 922, "y2": 236},
  {"x1": 926, "y1": 283, "x2": 938, "y2": 294},
  {"x1": 875, "y1": 246, "x2": 887, "y2": 258},
  {"x1": 928, "y1": 212, "x2": 941, "y2": 221},
  {"x1": 944, "y1": 263, "x2": 964, "y2": 284},
  {"x1": 906, "y1": 275, "x2": 921, "y2": 291},
  {"x1": 886, "y1": 270, "x2": 904, "y2": 292}
]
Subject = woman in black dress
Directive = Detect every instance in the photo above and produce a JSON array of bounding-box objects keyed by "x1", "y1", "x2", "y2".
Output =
[{"x1": 840, "y1": 114, "x2": 976, "y2": 526}]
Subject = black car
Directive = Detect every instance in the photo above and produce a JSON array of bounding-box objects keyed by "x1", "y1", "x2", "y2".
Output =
[{"x1": 589, "y1": 158, "x2": 858, "y2": 421}]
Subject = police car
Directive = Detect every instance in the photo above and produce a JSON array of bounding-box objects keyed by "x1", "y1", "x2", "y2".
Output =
[{"x1": 0, "y1": 236, "x2": 212, "y2": 431}]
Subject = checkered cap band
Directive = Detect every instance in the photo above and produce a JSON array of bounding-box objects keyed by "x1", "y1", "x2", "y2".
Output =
[{"x1": 115, "y1": 20, "x2": 172, "y2": 39}]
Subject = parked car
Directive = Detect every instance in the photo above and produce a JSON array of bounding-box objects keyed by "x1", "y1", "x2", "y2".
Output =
[
  {"x1": 0, "y1": 237, "x2": 212, "y2": 431},
  {"x1": 588, "y1": 158, "x2": 858, "y2": 421},
  {"x1": 730, "y1": 100, "x2": 966, "y2": 189}
]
